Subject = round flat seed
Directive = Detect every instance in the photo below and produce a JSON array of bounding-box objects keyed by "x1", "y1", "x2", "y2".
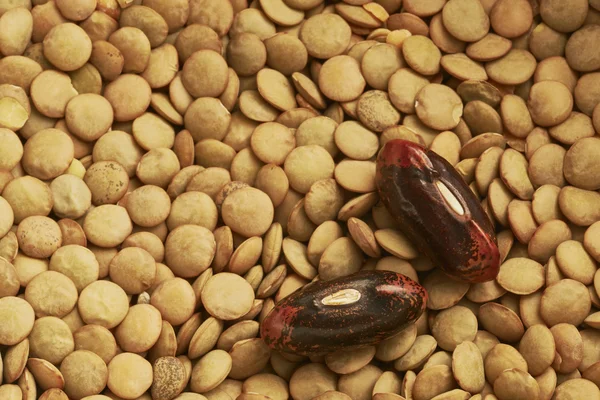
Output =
[
  {"x1": 375, "y1": 324, "x2": 417, "y2": 362},
  {"x1": 466, "y1": 33, "x2": 512, "y2": 62},
  {"x1": 230, "y1": 8, "x2": 276, "y2": 40},
  {"x1": 475, "y1": 146, "x2": 502, "y2": 195},
  {"x1": 442, "y1": 0, "x2": 489, "y2": 42},
  {"x1": 499, "y1": 148, "x2": 534, "y2": 200},
  {"x1": 0, "y1": 297, "x2": 35, "y2": 346},
  {"x1": 289, "y1": 363, "x2": 337, "y2": 400},
  {"x1": 202, "y1": 273, "x2": 255, "y2": 320},
  {"x1": 257, "y1": 68, "x2": 297, "y2": 112},
  {"x1": 555, "y1": 240, "x2": 597, "y2": 285},
  {"x1": 490, "y1": 0, "x2": 533, "y2": 38},
  {"x1": 564, "y1": 137, "x2": 600, "y2": 190},
  {"x1": 299, "y1": 14, "x2": 352, "y2": 59},
  {"x1": 553, "y1": 379, "x2": 600, "y2": 400},
  {"x1": 539, "y1": 0, "x2": 588, "y2": 33},
  {"x1": 429, "y1": 13, "x2": 466, "y2": 54},
  {"x1": 457, "y1": 80, "x2": 502, "y2": 109},
  {"x1": 507, "y1": 200, "x2": 537, "y2": 244},
  {"x1": 411, "y1": 365, "x2": 455, "y2": 400},
  {"x1": 284, "y1": 145, "x2": 335, "y2": 194},
  {"x1": 527, "y1": 81, "x2": 573, "y2": 127},
  {"x1": 415, "y1": 83, "x2": 462, "y2": 130},
  {"x1": 485, "y1": 49, "x2": 537, "y2": 85},
  {"x1": 466, "y1": 279, "x2": 506, "y2": 303},
  {"x1": 334, "y1": 121, "x2": 379, "y2": 160},
  {"x1": 307, "y1": 221, "x2": 344, "y2": 267},
  {"x1": 500, "y1": 94, "x2": 534, "y2": 138},
  {"x1": 574, "y1": 73, "x2": 600, "y2": 116},
  {"x1": 528, "y1": 144, "x2": 566, "y2": 188},
  {"x1": 396, "y1": 0, "x2": 441, "y2": 16},
  {"x1": 348, "y1": 40, "x2": 379, "y2": 64},
  {"x1": 260, "y1": 0, "x2": 304, "y2": 26},
  {"x1": 496, "y1": 257, "x2": 545, "y2": 295},
  {"x1": 388, "y1": 68, "x2": 429, "y2": 114},
  {"x1": 282, "y1": 238, "x2": 317, "y2": 280},
  {"x1": 580, "y1": 329, "x2": 600, "y2": 371},
  {"x1": 559, "y1": 186, "x2": 600, "y2": 226},
  {"x1": 548, "y1": 111, "x2": 595, "y2": 146},
  {"x1": 228, "y1": 338, "x2": 271, "y2": 380},
  {"x1": 452, "y1": 341, "x2": 485, "y2": 393},
  {"x1": 402, "y1": 35, "x2": 441, "y2": 76},
  {"x1": 565, "y1": 25, "x2": 600, "y2": 72},
  {"x1": 361, "y1": 43, "x2": 405, "y2": 91},
  {"x1": 190, "y1": 350, "x2": 232, "y2": 393},
  {"x1": 488, "y1": 178, "x2": 514, "y2": 226},
  {"x1": 387, "y1": 12, "x2": 429, "y2": 36},
  {"x1": 373, "y1": 371, "x2": 402, "y2": 396},
  {"x1": 265, "y1": 34, "x2": 308, "y2": 77},
  {"x1": 430, "y1": 131, "x2": 461, "y2": 166},
  {"x1": 525, "y1": 128, "x2": 551, "y2": 161},
  {"x1": 394, "y1": 335, "x2": 438, "y2": 371},
  {"x1": 441, "y1": 53, "x2": 487, "y2": 81},
  {"x1": 545, "y1": 256, "x2": 565, "y2": 288},
  {"x1": 518, "y1": 325, "x2": 556, "y2": 378},
  {"x1": 291, "y1": 73, "x2": 326, "y2": 111},
  {"x1": 0, "y1": 97, "x2": 28, "y2": 131},
  {"x1": 374, "y1": 228, "x2": 418, "y2": 260},
  {"x1": 30, "y1": 70, "x2": 78, "y2": 119},
  {"x1": 460, "y1": 133, "x2": 506, "y2": 159},
  {"x1": 431, "y1": 306, "x2": 477, "y2": 351},
  {"x1": 518, "y1": 292, "x2": 544, "y2": 329},
  {"x1": 532, "y1": 184, "x2": 563, "y2": 224},
  {"x1": 181, "y1": 49, "x2": 228, "y2": 98},
  {"x1": 335, "y1": 3, "x2": 382, "y2": 28},
  {"x1": 541, "y1": 279, "x2": 591, "y2": 326},
  {"x1": 304, "y1": 178, "x2": 345, "y2": 226},
  {"x1": 239, "y1": 90, "x2": 279, "y2": 122},
  {"x1": 318, "y1": 236, "x2": 363, "y2": 281},
  {"x1": 325, "y1": 346, "x2": 376, "y2": 375},
  {"x1": 335, "y1": 160, "x2": 376, "y2": 193},
  {"x1": 187, "y1": 316, "x2": 223, "y2": 360},
  {"x1": 463, "y1": 100, "x2": 503, "y2": 135},
  {"x1": 107, "y1": 352, "x2": 152, "y2": 399},
  {"x1": 585, "y1": 222, "x2": 600, "y2": 262},
  {"x1": 319, "y1": 55, "x2": 366, "y2": 102},
  {"x1": 528, "y1": 219, "x2": 572, "y2": 263},
  {"x1": 17, "y1": 216, "x2": 62, "y2": 259},
  {"x1": 28, "y1": 358, "x2": 65, "y2": 392},
  {"x1": 423, "y1": 269, "x2": 470, "y2": 310},
  {"x1": 295, "y1": 116, "x2": 339, "y2": 157},
  {"x1": 357, "y1": 90, "x2": 401, "y2": 132},
  {"x1": 250, "y1": 122, "x2": 295, "y2": 166},
  {"x1": 494, "y1": 369, "x2": 540, "y2": 400},
  {"x1": 534, "y1": 56, "x2": 577, "y2": 92},
  {"x1": 0, "y1": 128, "x2": 23, "y2": 171}
]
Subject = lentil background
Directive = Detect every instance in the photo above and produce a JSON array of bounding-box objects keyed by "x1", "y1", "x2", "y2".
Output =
[{"x1": 0, "y1": 0, "x2": 600, "y2": 399}]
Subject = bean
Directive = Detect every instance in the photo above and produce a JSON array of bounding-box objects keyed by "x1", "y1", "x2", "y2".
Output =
[
  {"x1": 376, "y1": 139, "x2": 500, "y2": 283},
  {"x1": 261, "y1": 270, "x2": 427, "y2": 355}
]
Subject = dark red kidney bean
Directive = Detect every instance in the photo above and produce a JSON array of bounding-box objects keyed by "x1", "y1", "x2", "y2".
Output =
[
  {"x1": 260, "y1": 270, "x2": 427, "y2": 355},
  {"x1": 376, "y1": 139, "x2": 500, "y2": 283}
]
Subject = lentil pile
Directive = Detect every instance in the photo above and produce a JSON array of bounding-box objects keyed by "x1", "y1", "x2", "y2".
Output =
[{"x1": 1, "y1": 0, "x2": 600, "y2": 399}]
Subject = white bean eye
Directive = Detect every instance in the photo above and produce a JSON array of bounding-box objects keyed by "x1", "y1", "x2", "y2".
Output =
[
  {"x1": 434, "y1": 179, "x2": 465, "y2": 216},
  {"x1": 321, "y1": 289, "x2": 362, "y2": 306}
]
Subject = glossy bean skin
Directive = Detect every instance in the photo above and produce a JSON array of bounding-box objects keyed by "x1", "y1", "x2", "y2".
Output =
[
  {"x1": 376, "y1": 139, "x2": 500, "y2": 283},
  {"x1": 260, "y1": 270, "x2": 427, "y2": 355}
]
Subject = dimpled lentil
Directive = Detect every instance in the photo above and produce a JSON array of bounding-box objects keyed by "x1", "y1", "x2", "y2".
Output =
[{"x1": 0, "y1": 1, "x2": 600, "y2": 399}]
